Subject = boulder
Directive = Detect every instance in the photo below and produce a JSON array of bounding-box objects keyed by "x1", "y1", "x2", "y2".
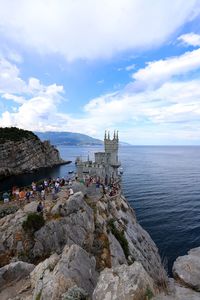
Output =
[
  {"x1": 33, "y1": 192, "x2": 94, "y2": 258},
  {"x1": 0, "y1": 261, "x2": 35, "y2": 289},
  {"x1": 31, "y1": 244, "x2": 98, "y2": 300},
  {"x1": 173, "y1": 247, "x2": 200, "y2": 291},
  {"x1": 92, "y1": 261, "x2": 156, "y2": 300}
]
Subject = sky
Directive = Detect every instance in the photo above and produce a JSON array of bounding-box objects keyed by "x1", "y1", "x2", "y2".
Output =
[{"x1": 1, "y1": 1, "x2": 200, "y2": 144}]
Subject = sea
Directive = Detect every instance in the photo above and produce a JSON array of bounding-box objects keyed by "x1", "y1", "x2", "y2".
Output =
[{"x1": 1, "y1": 145, "x2": 200, "y2": 275}]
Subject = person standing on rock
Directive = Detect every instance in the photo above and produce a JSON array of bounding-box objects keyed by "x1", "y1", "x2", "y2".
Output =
[
  {"x1": 25, "y1": 189, "x2": 31, "y2": 203},
  {"x1": 37, "y1": 201, "x2": 44, "y2": 214}
]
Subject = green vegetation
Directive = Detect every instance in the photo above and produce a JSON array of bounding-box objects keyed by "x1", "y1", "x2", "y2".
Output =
[
  {"x1": 107, "y1": 218, "x2": 130, "y2": 259},
  {"x1": 22, "y1": 213, "x2": 45, "y2": 233},
  {"x1": 145, "y1": 287, "x2": 154, "y2": 299},
  {"x1": 35, "y1": 290, "x2": 42, "y2": 300},
  {"x1": 0, "y1": 127, "x2": 39, "y2": 143}
]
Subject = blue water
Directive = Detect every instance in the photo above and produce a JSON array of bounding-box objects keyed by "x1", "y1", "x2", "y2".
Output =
[{"x1": 1, "y1": 145, "x2": 200, "y2": 274}]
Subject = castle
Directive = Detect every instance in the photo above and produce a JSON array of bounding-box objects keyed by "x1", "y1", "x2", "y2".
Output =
[{"x1": 76, "y1": 131, "x2": 121, "y2": 184}]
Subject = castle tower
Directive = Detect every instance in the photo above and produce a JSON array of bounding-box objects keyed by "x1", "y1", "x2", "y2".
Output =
[{"x1": 104, "y1": 130, "x2": 119, "y2": 166}]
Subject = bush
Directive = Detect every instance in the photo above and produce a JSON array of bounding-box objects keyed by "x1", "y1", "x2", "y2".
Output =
[
  {"x1": 107, "y1": 218, "x2": 130, "y2": 259},
  {"x1": 0, "y1": 127, "x2": 39, "y2": 143},
  {"x1": 22, "y1": 213, "x2": 45, "y2": 233}
]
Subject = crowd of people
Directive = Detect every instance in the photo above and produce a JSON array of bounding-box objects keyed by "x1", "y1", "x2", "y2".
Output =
[
  {"x1": 1, "y1": 176, "x2": 74, "y2": 205},
  {"x1": 1, "y1": 173, "x2": 121, "y2": 207}
]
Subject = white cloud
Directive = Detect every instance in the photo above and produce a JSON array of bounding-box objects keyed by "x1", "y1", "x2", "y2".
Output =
[
  {"x1": 0, "y1": 57, "x2": 66, "y2": 131},
  {"x1": 2, "y1": 40, "x2": 200, "y2": 144},
  {"x1": 125, "y1": 64, "x2": 136, "y2": 71},
  {"x1": 0, "y1": 0, "x2": 199, "y2": 60},
  {"x1": 178, "y1": 32, "x2": 200, "y2": 46},
  {"x1": 0, "y1": 57, "x2": 27, "y2": 94},
  {"x1": 131, "y1": 48, "x2": 200, "y2": 90},
  {"x1": 2, "y1": 93, "x2": 26, "y2": 104}
]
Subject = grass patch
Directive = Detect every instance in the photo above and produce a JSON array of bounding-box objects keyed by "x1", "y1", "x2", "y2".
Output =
[{"x1": 107, "y1": 218, "x2": 130, "y2": 259}]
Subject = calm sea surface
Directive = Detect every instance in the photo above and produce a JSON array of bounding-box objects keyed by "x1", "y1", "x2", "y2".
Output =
[{"x1": 1, "y1": 145, "x2": 200, "y2": 274}]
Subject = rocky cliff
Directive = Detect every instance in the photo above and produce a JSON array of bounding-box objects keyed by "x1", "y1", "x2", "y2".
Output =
[
  {"x1": 0, "y1": 127, "x2": 67, "y2": 179},
  {"x1": 0, "y1": 183, "x2": 169, "y2": 300}
]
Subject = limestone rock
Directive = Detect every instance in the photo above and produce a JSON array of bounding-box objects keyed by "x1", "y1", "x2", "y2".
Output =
[
  {"x1": 92, "y1": 261, "x2": 156, "y2": 300},
  {"x1": 30, "y1": 253, "x2": 60, "y2": 289},
  {"x1": 33, "y1": 192, "x2": 95, "y2": 258},
  {"x1": 0, "y1": 261, "x2": 35, "y2": 289},
  {"x1": 23, "y1": 201, "x2": 38, "y2": 213},
  {"x1": 0, "y1": 210, "x2": 27, "y2": 267},
  {"x1": 125, "y1": 222, "x2": 166, "y2": 284},
  {"x1": 0, "y1": 204, "x2": 19, "y2": 219},
  {"x1": 108, "y1": 232, "x2": 127, "y2": 267},
  {"x1": 104, "y1": 194, "x2": 167, "y2": 285},
  {"x1": 173, "y1": 247, "x2": 200, "y2": 291},
  {"x1": 31, "y1": 244, "x2": 98, "y2": 300}
]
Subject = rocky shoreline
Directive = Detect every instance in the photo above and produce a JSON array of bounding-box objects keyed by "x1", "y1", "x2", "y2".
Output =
[{"x1": 0, "y1": 183, "x2": 200, "y2": 299}]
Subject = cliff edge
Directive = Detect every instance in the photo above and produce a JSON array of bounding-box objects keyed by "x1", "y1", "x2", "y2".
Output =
[
  {"x1": 0, "y1": 127, "x2": 67, "y2": 179},
  {"x1": 0, "y1": 183, "x2": 168, "y2": 300}
]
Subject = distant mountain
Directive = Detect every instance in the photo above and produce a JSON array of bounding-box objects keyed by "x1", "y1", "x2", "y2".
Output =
[{"x1": 35, "y1": 131, "x2": 103, "y2": 146}]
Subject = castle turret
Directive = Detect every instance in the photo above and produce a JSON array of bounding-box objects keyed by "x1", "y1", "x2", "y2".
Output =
[{"x1": 104, "y1": 130, "x2": 120, "y2": 168}]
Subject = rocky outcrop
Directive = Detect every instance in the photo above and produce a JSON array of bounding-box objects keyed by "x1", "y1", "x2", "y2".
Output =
[
  {"x1": 0, "y1": 261, "x2": 34, "y2": 300},
  {"x1": 0, "y1": 137, "x2": 67, "y2": 179},
  {"x1": 173, "y1": 247, "x2": 200, "y2": 292},
  {"x1": 0, "y1": 186, "x2": 167, "y2": 299},
  {"x1": 153, "y1": 247, "x2": 200, "y2": 299},
  {"x1": 31, "y1": 244, "x2": 98, "y2": 300},
  {"x1": 95, "y1": 193, "x2": 166, "y2": 286},
  {"x1": 33, "y1": 192, "x2": 95, "y2": 259},
  {"x1": 0, "y1": 261, "x2": 34, "y2": 289},
  {"x1": 93, "y1": 261, "x2": 156, "y2": 300}
]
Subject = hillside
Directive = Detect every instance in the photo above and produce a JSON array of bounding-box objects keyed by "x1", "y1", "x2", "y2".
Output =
[
  {"x1": 0, "y1": 127, "x2": 39, "y2": 143},
  {"x1": 35, "y1": 131, "x2": 103, "y2": 145}
]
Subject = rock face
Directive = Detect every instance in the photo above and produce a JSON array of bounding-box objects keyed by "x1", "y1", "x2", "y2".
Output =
[
  {"x1": 153, "y1": 248, "x2": 200, "y2": 299},
  {"x1": 93, "y1": 261, "x2": 156, "y2": 300},
  {"x1": 31, "y1": 244, "x2": 98, "y2": 300},
  {"x1": 0, "y1": 186, "x2": 167, "y2": 299},
  {"x1": 173, "y1": 247, "x2": 200, "y2": 292},
  {"x1": 95, "y1": 194, "x2": 166, "y2": 285},
  {"x1": 0, "y1": 261, "x2": 35, "y2": 300},
  {"x1": 0, "y1": 261, "x2": 35, "y2": 289},
  {"x1": 33, "y1": 192, "x2": 95, "y2": 259},
  {"x1": 0, "y1": 136, "x2": 66, "y2": 179}
]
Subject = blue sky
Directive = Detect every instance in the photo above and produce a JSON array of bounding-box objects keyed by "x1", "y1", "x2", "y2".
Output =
[{"x1": 1, "y1": 0, "x2": 200, "y2": 144}]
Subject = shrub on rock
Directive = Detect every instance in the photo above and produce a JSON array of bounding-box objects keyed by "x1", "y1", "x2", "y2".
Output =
[{"x1": 22, "y1": 213, "x2": 45, "y2": 233}]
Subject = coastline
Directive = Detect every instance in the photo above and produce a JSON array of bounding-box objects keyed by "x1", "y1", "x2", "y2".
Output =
[{"x1": 0, "y1": 160, "x2": 72, "y2": 182}]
